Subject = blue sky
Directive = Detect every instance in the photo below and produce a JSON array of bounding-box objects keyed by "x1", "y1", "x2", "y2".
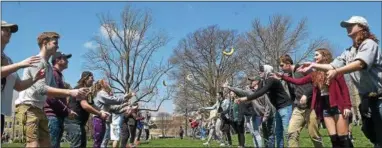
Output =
[{"x1": 2, "y1": 2, "x2": 381, "y2": 114}]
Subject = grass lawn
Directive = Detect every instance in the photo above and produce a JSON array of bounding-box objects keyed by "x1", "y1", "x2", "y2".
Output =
[{"x1": 2, "y1": 126, "x2": 373, "y2": 147}]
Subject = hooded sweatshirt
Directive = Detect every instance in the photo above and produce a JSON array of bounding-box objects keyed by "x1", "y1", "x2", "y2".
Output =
[
  {"x1": 228, "y1": 85, "x2": 275, "y2": 119},
  {"x1": 247, "y1": 65, "x2": 292, "y2": 110}
]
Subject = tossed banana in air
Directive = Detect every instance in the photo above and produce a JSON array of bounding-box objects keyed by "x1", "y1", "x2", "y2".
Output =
[
  {"x1": 163, "y1": 80, "x2": 167, "y2": 86},
  {"x1": 186, "y1": 74, "x2": 193, "y2": 81},
  {"x1": 223, "y1": 47, "x2": 235, "y2": 56}
]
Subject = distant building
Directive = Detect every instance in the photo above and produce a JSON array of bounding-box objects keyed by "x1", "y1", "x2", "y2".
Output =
[
  {"x1": 3, "y1": 115, "x2": 23, "y2": 142},
  {"x1": 150, "y1": 113, "x2": 189, "y2": 138}
]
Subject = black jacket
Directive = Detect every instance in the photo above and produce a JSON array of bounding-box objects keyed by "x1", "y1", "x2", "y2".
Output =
[{"x1": 247, "y1": 77, "x2": 292, "y2": 110}]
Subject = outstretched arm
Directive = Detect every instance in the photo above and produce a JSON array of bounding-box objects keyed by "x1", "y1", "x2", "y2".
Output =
[{"x1": 246, "y1": 79, "x2": 274, "y2": 101}]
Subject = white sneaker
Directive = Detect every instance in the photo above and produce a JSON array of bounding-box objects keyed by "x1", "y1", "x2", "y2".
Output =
[
  {"x1": 220, "y1": 143, "x2": 226, "y2": 147},
  {"x1": 203, "y1": 142, "x2": 209, "y2": 146}
]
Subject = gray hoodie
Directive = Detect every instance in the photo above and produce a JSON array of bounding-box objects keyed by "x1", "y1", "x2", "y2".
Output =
[{"x1": 228, "y1": 86, "x2": 275, "y2": 119}]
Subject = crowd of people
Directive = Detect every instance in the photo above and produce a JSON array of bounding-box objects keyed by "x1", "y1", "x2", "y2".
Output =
[
  {"x1": 1, "y1": 15, "x2": 381, "y2": 148},
  {"x1": 1, "y1": 20, "x2": 153, "y2": 148},
  {"x1": 187, "y1": 16, "x2": 381, "y2": 148}
]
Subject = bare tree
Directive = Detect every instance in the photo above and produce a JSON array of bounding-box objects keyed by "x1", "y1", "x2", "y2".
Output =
[
  {"x1": 83, "y1": 5, "x2": 172, "y2": 109},
  {"x1": 170, "y1": 25, "x2": 246, "y2": 109},
  {"x1": 157, "y1": 112, "x2": 172, "y2": 137},
  {"x1": 238, "y1": 14, "x2": 330, "y2": 73}
]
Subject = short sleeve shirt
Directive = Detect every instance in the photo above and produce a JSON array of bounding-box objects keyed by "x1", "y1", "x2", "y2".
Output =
[{"x1": 331, "y1": 39, "x2": 382, "y2": 95}]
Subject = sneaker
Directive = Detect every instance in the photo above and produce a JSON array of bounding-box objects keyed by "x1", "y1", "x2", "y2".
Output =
[
  {"x1": 220, "y1": 143, "x2": 226, "y2": 147},
  {"x1": 135, "y1": 141, "x2": 140, "y2": 145},
  {"x1": 203, "y1": 142, "x2": 209, "y2": 146}
]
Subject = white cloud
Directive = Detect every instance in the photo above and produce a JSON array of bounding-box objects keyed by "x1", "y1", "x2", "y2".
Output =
[{"x1": 83, "y1": 41, "x2": 97, "y2": 49}]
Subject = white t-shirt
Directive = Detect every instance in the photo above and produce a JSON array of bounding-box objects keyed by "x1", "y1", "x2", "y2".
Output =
[
  {"x1": 1, "y1": 55, "x2": 19, "y2": 116},
  {"x1": 15, "y1": 56, "x2": 56, "y2": 109}
]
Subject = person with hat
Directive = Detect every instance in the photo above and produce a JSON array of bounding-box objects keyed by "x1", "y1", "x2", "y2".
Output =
[
  {"x1": 14, "y1": 32, "x2": 90, "y2": 147},
  {"x1": 299, "y1": 16, "x2": 382, "y2": 147},
  {"x1": 276, "y1": 54, "x2": 323, "y2": 148},
  {"x1": 1, "y1": 21, "x2": 45, "y2": 137},
  {"x1": 43, "y1": 51, "x2": 77, "y2": 148}
]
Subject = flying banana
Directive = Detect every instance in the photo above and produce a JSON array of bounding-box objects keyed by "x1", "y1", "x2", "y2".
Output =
[
  {"x1": 186, "y1": 74, "x2": 193, "y2": 81},
  {"x1": 223, "y1": 47, "x2": 235, "y2": 56},
  {"x1": 163, "y1": 80, "x2": 167, "y2": 86}
]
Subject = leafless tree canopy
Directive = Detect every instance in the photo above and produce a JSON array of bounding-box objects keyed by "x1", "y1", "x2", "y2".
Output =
[
  {"x1": 83, "y1": 5, "x2": 172, "y2": 110},
  {"x1": 170, "y1": 25, "x2": 246, "y2": 112},
  {"x1": 170, "y1": 15, "x2": 333, "y2": 114},
  {"x1": 238, "y1": 15, "x2": 330, "y2": 73},
  {"x1": 156, "y1": 112, "x2": 172, "y2": 136}
]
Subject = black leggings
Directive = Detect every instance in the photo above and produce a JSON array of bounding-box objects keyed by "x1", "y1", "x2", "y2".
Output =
[
  {"x1": 1, "y1": 114, "x2": 4, "y2": 136},
  {"x1": 120, "y1": 117, "x2": 137, "y2": 147},
  {"x1": 145, "y1": 129, "x2": 150, "y2": 140},
  {"x1": 232, "y1": 120, "x2": 245, "y2": 147},
  {"x1": 137, "y1": 128, "x2": 142, "y2": 141}
]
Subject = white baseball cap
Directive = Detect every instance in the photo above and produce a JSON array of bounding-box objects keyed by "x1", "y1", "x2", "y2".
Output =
[
  {"x1": 340, "y1": 16, "x2": 369, "y2": 28},
  {"x1": 1, "y1": 20, "x2": 18, "y2": 33}
]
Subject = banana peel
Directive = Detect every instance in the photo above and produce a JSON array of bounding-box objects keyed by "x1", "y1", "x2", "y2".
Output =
[{"x1": 223, "y1": 47, "x2": 235, "y2": 56}]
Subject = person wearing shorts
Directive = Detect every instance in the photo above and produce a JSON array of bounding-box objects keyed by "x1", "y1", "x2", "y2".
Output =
[{"x1": 110, "y1": 113, "x2": 122, "y2": 148}]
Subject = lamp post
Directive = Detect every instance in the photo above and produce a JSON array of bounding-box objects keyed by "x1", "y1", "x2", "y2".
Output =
[{"x1": 183, "y1": 73, "x2": 193, "y2": 137}]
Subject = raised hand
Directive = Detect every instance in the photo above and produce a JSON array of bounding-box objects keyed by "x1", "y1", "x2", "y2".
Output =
[
  {"x1": 33, "y1": 68, "x2": 45, "y2": 82},
  {"x1": 17, "y1": 56, "x2": 41, "y2": 68},
  {"x1": 326, "y1": 69, "x2": 338, "y2": 85},
  {"x1": 270, "y1": 73, "x2": 281, "y2": 80},
  {"x1": 100, "y1": 111, "x2": 110, "y2": 120},
  {"x1": 68, "y1": 110, "x2": 78, "y2": 119},
  {"x1": 69, "y1": 87, "x2": 90, "y2": 98},
  {"x1": 297, "y1": 62, "x2": 314, "y2": 73}
]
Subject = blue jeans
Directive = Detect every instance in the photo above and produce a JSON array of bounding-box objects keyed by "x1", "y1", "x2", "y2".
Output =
[
  {"x1": 47, "y1": 116, "x2": 64, "y2": 148},
  {"x1": 101, "y1": 123, "x2": 110, "y2": 147},
  {"x1": 275, "y1": 105, "x2": 292, "y2": 148},
  {"x1": 200, "y1": 127, "x2": 206, "y2": 139},
  {"x1": 249, "y1": 115, "x2": 263, "y2": 148}
]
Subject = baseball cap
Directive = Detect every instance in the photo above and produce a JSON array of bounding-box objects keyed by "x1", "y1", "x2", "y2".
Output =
[
  {"x1": 248, "y1": 76, "x2": 261, "y2": 81},
  {"x1": 340, "y1": 16, "x2": 369, "y2": 28},
  {"x1": 51, "y1": 51, "x2": 72, "y2": 64},
  {"x1": 1, "y1": 20, "x2": 18, "y2": 33}
]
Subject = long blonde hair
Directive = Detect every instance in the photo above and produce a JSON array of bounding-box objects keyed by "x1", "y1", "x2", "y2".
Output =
[{"x1": 90, "y1": 79, "x2": 112, "y2": 98}]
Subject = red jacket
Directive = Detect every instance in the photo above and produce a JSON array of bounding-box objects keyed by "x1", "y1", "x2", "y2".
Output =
[{"x1": 282, "y1": 73, "x2": 351, "y2": 119}]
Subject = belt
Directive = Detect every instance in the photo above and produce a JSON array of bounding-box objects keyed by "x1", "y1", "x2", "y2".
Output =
[{"x1": 367, "y1": 92, "x2": 382, "y2": 98}]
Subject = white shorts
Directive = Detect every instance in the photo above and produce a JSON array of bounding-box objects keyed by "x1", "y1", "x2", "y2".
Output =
[{"x1": 110, "y1": 114, "x2": 122, "y2": 141}]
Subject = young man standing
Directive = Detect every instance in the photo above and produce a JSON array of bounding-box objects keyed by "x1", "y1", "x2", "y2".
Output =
[
  {"x1": 14, "y1": 32, "x2": 89, "y2": 147},
  {"x1": 44, "y1": 51, "x2": 78, "y2": 148},
  {"x1": 278, "y1": 55, "x2": 323, "y2": 147}
]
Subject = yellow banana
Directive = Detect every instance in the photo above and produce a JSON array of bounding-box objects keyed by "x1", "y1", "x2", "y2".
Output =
[
  {"x1": 186, "y1": 74, "x2": 193, "y2": 81},
  {"x1": 223, "y1": 47, "x2": 235, "y2": 56}
]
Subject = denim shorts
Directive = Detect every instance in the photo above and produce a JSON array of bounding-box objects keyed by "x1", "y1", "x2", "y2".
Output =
[{"x1": 323, "y1": 107, "x2": 341, "y2": 117}]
